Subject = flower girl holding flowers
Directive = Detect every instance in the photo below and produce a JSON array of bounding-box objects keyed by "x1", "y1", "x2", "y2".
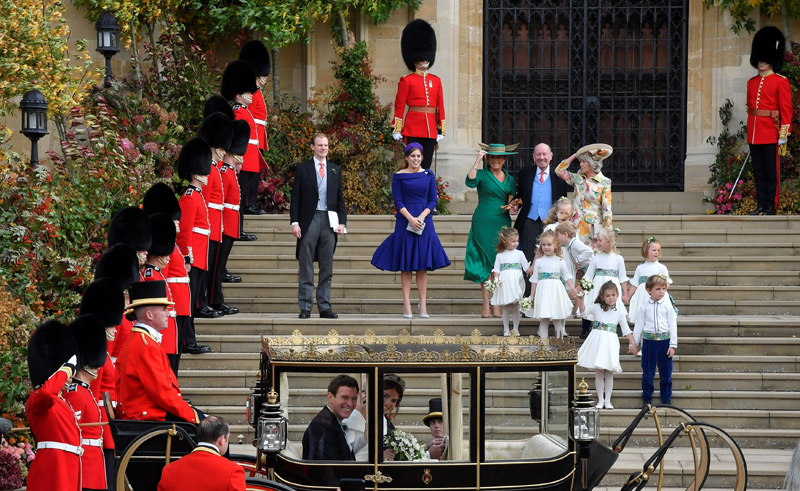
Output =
[
  {"x1": 489, "y1": 228, "x2": 529, "y2": 336},
  {"x1": 524, "y1": 230, "x2": 577, "y2": 339}
]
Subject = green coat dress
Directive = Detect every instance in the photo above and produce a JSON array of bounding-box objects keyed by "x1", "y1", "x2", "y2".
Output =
[{"x1": 464, "y1": 168, "x2": 516, "y2": 283}]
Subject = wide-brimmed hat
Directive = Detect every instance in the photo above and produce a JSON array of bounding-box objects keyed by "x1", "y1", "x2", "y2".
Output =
[
  {"x1": 124, "y1": 280, "x2": 174, "y2": 314},
  {"x1": 423, "y1": 397, "x2": 444, "y2": 426},
  {"x1": 575, "y1": 143, "x2": 613, "y2": 161},
  {"x1": 479, "y1": 142, "x2": 520, "y2": 156}
]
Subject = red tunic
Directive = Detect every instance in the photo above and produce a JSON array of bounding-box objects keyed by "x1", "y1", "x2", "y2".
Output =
[
  {"x1": 88, "y1": 352, "x2": 116, "y2": 450},
  {"x1": 220, "y1": 163, "x2": 241, "y2": 239},
  {"x1": 165, "y1": 244, "x2": 191, "y2": 317},
  {"x1": 116, "y1": 325, "x2": 199, "y2": 423},
  {"x1": 393, "y1": 71, "x2": 446, "y2": 139},
  {"x1": 157, "y1": 445, "x2": 246, "y2": 491},
  {"x1": 202, "y1": 162, "x2": 224, "y2": 242},
  {"x1": 64, "y1": 380, "x2": 106, "y2": 490},
  {"x1": 250, "y1": 89, "x2": 269, "y2": 152},
  {"x1": 177, "y1": 185, "x2": 210, "y2": 270},
  {"x1": 141, "y1": 264, "x2": 178, "y2": 354},
  {"x1": 111, "y1": 317, "x2": 134, "y2": 360},
  {"x1": 233, "y1": 104, "x2": 267, "y2": 173},
  {"x1": 25, "y1": 368, "x2": 81, "y2": 491},
  {"x1": 747, "y1": 71, "x2": 793, "y2": 144}
]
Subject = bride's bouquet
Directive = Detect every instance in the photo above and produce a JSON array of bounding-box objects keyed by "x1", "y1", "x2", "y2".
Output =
[{"x1": 384, "y1": 429, "x2": 427, "y2": 461}]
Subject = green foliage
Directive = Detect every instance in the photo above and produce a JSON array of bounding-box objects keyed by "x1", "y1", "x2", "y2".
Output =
[
  {"x1": 330, "y1": 41, "x2": 379, "y2": 123},
  {"x1": 701, "y1": 0, "x2": 799, "y2": 34},
  {"x1": 72, "y1": 0, "x2": 191, "y2": 47},
  {"x1": 0, "y1": 277, "x2": 36, "y2": 415}
]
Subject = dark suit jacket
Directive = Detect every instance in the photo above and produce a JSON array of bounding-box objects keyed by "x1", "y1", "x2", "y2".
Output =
[
  {"x1": 513, "y1": 162, "x2": 569, "y2": 232},
  {"x1": 290, "y1": 159, "x2": 347, "y2": 259},
  {"x1": 302, "y1": 406, "x2": 355, "y2": 461}
]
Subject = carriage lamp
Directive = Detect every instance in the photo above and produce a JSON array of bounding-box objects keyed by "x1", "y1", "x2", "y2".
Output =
[
  {"x1": 258, "y1": 388, "x2": 288, "y2": 452},
  {"x1": 570, "y1": 378, "x2": 600, "y2": 442},
  {"x1": 95, "y1": 11, "x2": 120, "y2": 87},
  {"x1": 19, "y1": 89, "x2": 48, "y2": 168}
]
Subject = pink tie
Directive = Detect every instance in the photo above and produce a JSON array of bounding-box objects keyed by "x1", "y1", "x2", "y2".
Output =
[
  {"x1": 539, "y1": 171, "x2": 545, "y2": 184},
  {"x1": 319, "y1": 163, "x2": 325, "y2": 179}
]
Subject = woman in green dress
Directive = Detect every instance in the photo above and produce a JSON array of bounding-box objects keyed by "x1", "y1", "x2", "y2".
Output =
[{"x1": 464, "y1": 143, "x2": 519, "y2": 318}]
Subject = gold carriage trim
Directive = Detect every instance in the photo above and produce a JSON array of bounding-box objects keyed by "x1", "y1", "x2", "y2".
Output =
[{"x1": 260, "y1": 328, "x2": 578, "y2": 363}]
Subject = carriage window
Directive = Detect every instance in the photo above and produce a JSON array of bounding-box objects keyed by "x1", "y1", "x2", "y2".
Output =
[{"x1": 483, "y1": 370, "x2": 569, "y2": 461}]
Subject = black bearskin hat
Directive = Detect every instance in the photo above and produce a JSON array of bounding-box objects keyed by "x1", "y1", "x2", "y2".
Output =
[
  {"x1": 239, "y1": 39, "x2": 271, "y2": 77},
  {"x1": 203, "y1": 94, "x2": 234, "y2": 121},
  {"x1": 177, "y1": 138, "x2": 212, "y2": 181},
  {"x1": 220, "y1": 60, "x2": 258, "y2": 101},
  {"x1": 229, "y1": 120, "x2": 250, "y2": 156},
  {"x1": 28, "y1": 320, "x2": 77, "y2": 387},
  {"x1": 750, "y1": 26, "x2": 786, "y2": 72},
  {"x1": 80, "y1": 278, "x2": 125, "y2": 327},
  {"x1": 69, "y1": 314, "x2": 107, "y2": 370},
  {"x1": 148, "y1": 212, "x2": 177, "y2": 257},
  {"x1": 142, "y1": 182, "x2": 181, "y2": 221},
  {"x1": 401, "y1": 19, "x2": 437, "y2": 72},
  {"x1": 95, "y1": 243, "x2": 139, "y2": 290},
  {"x1": 198, "y1": 112, "x2": 233, "y2": 151},
  {"x1": 108, "y1": 206, "x2": 152, "y2": 251}
]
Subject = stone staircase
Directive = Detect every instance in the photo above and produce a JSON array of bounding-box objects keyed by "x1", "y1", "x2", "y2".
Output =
[{"x1": 186, "y1": 214, "x2": 800, "y2": 489}]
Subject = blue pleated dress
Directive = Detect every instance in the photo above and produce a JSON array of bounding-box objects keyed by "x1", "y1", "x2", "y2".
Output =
[{"x1": 371, "y1": 169, "x2": 451, "y2": 272}]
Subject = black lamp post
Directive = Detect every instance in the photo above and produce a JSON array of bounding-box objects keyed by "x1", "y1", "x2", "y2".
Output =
[
  {"x1": 19, "y1": 89, "x2": 48, "y2": 168},
  {"x1": 95, "y1": 11, "x2": 120, "y2": 87}
]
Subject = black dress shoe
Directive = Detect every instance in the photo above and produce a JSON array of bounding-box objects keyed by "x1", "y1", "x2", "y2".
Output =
[
  {"x1": 183, "y1": 343, "x2": 212, "y2": 354},
  {"x1": 764, "y1": 208, "x2": 777, "y2": 215},
  {"x1": 222, "y1": 274, "x2": 242, "y2": 283},
  {"x1": 319, "y1": 310, "x2": 338, "y2": 319},
  {"x1": 243, "y1": 206, "x2": 265, "y2": 215},
  {"x1": 196, "y1": 306, "x2": 221, "y2": 318},
  {"x1": 214, "y1": 304, "x2": 239, "y2": 315},
  {"x1": 749, "y1": 207, "x2": 764, "y2": 215},
  {"x1": 237, "y1": 233, "x2": 257, "y2": 241},
  {"x1": 299, "y1": 310, "x2": 311, "y2": 319}
]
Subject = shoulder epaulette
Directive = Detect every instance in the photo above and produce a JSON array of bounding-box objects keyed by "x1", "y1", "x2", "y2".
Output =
[
  {"x1": 776, "y1": 73, "x2": 788, "y2": 79},
  {"x1": 184, "y1": 188, "x2": 194, "y2": 196},
  {"x1": 232, "y1": 104, "x2": 242, "y2": 110},
  {"x1": 143, "y1": 268, "x2": 154, "y2": 278}
]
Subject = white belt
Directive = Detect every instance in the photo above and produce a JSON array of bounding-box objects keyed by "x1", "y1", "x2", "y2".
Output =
[
  {"x1": 82, "y1": 438, "x2": 103, "y2": 447},
  {"x1": 38, "y1": 441, "x2": 84, "y2": 456},
  {"x1": 208, "y1": 203, "x2": 224, "y2": 211},
  {"x1": 166, "y1": 277, "x2": 190, "y2": 284},
  {"x1": 97, "y1": 400, "x2": 117, "y2": 408},
  {"x1": 224, "y1": 203, "x2": 240, "y2": 211},
  {"x1": 253, "y1": 118, "x2": 266, "y2": 126},
  {"x1": 248, "y1": 139, "x2": 259, "y2": 145},
  {"x1": 192, "y1": 227, "x2": 210, "y2": 236}
]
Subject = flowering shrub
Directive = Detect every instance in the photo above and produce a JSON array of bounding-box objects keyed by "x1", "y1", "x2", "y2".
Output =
[{"x1": 436, "y1": 176, "x2": 452, "y2": 215}]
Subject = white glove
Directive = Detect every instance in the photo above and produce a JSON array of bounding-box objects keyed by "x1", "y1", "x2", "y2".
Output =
[
  {"x1": 779, "y1": 139, "x2": 787, "y2": 146},
  {"x1": 392, "y1": 133, "x2": 402, "y2": 141},
  {"x1": 63, "y1": 355, "x2": 78, "y2": 373},
  {"x1": 436, "y1": 134, "x2": 444, "y2": 142}
]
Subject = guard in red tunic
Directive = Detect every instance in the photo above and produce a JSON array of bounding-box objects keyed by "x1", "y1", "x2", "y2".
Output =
[
  {"x1": 115, "y1": 281, "x2": 201, "y2": 423},
  {"x1": 216, "y1": 120, "x2": 249, "y2": 296},
  {"x1": 239, "y1": 39, "x2": 271, "y2": 154},
  {"x1": 176, "y1": 138, "x2": 214, "y2": 354},
  {"x1": 142, "y1": 182, "x2": 192, "y2": 374},
  {"x1": 64, "y1": 315, "x2": 108, "y2": 491},
  {"x1": 25, "y1": 320, "x2": 81, "y2": 491},
  {"x1": 80, "y1": 277, "x2": 128, "y2": 489},
  {"x1": 221, "y1": 60, "x2": 267, "y2": 222},
  {"x1": 392, "y1": 19, "x2": 445, "y2": 170},
  {"x1": 93, "y1": 243, "x2": 138, "y2": 361},
  {"x1": 746, "y1": 26, "x2": 793, "y2": 215}
]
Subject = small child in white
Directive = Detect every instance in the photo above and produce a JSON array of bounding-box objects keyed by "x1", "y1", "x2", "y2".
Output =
[
  {"x1": 490, "y1": 228, "x2": 530, "y2": 336},
  {"x1": 632, "y1": 274, "x2": 678, "y2": 406},
  {"x1": 525, "y1": 230, "x2": 577, "y2": 339},
  {"x1": 578, "y1": 280, "x2": 638, "y2": 409},
  {"x1": 627, "y1": 236, "x2": 672, "y2": 323},
  {"x1": 555, "y1": 221, "x2": 593, "y2": 318}
]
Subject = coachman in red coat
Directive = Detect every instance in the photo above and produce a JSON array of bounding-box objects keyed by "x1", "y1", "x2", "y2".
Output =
[
  {"x1": 392, "y1": 19, "x2": 445, "y2": 170},
  {"x1": 746, "y1": 26, "x2": 793, "y2": 215}
]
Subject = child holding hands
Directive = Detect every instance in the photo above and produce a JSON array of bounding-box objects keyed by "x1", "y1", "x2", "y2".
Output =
[
  {"x1": 491, "y1": 228, "x2": 530, "y2": 336},
  {"x1": 525, "y1": 230, "x2": 577, "y2": 339},
  {"x1": 555, "y1": 221, "x2": 593, "y2": 319},
  {"x1": 632, "y1": 274, "x2": 678, "y2": 406}
]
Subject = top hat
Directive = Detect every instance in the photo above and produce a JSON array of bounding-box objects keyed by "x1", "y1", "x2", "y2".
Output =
[
  {"x1": 220, "y1": 60, "x2": 258, "y2": 101},
  {"x1": 142, "y1": 182, "x2": 181, "y2": 221},
  {"x1": 147, "y1": 212, "x2": 177, "y2": 257},
  {"x1": 198, "y1": 112, "x2": 233, "y2": 150},
  {"x1": 27, "y1": 320, "x2": 77, "y2": 387},
  {"x1": 95, "y1": 243, "x2": 139, "y2": 290},
  {"x1": 80, "y1": 278, "x2": 125, "y2": 327},
  {"x1": 574, "y1": 143, "x2": 613, "y2": 161},
  {"x1": 108, "y1": 206, "x2": 153, "y2": 251},
  {"x1": 750, "y1": 26, "x2": 786, "y2": 72},
  {"x1": 124, "y1": 280, "x2": 174, "y2": 315},
  {"x1": 177, "y1": 138, "x2": 212, "y2": 181},
  {"x1": 239, "y1": 39, "x2": 271, "y2": 77},
  {"x1": 478, "y1": 142, "x2": 520, "y2": 156},
  {"x1": 203, "y1": 94, "x2": 234, "y2": 121},
  {"x1": 423, "y1": 397, "x2": 444, "y2": 426},
  {"x1": 401, "y1": 19, "x2": 437, "y2": 72},
  {"x1": 70, "y1": 314, "x2": 107, "y2": 370}
]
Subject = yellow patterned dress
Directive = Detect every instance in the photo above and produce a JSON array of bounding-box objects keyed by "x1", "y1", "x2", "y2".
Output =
[{"x1": 555, "y1": 160, "x2": 613, "y2": 245}]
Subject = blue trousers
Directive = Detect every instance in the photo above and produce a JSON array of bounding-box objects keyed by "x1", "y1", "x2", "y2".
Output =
[{"x1": 641, "y1": 339, "x2": 672, "y2": 403}]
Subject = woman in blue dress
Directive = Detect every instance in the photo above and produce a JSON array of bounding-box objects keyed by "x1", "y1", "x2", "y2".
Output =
[{"x1": 372, "y1": 143, "x2": 451, "y2": 318}]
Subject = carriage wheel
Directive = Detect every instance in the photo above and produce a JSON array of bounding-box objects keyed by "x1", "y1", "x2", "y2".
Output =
[
  {"x1": 114, "y1": 424, "x2": 196, "y2": 491},
  {"x1": 245, "y1": 477, "x2": 298, "y2": 491},
  {"x1": 230, "y1": 453, "x2": 268, "y2": 479}
]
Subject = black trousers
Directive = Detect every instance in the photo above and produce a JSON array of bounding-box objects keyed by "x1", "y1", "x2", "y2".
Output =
[
  {"x1": 175, "y1": 315, "x2": 191, "y2": 359},
  {"x1": 239, "y1": 170, "x2": 259, "y2": 209},
  {"x1": 213, "y1": 235, "x2": 236, "y2": 306},
  {"x1": 207, "y1": 239, "x2": 223, "y2": 307},
  {"x1": 749, "y1": 143, "x2": 779, "y2": 210},
  {"x1": 189, "y1": 266, "x2": 207, "y2": 317},
  {"x1": 405, "y1": 136, "x2": 436, "y2": 170}
]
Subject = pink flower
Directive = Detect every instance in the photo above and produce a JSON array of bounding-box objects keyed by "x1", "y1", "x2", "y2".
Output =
[
  {"x1": 120, "y1": 138, "x2": 133, "y2": 150},
  {"x1": 143, "y1": 142, "x2": 159, "y2": 154},
  {"x1": 157, "y1": 124, "x2": 168, "y2": 135}
]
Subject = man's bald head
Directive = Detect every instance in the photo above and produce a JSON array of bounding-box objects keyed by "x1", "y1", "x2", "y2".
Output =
[{"x1": 532, "y1": 143, "x2": 553, "y2": 170}]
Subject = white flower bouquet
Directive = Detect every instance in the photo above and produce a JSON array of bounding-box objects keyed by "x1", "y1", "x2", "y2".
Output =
[
  {"x1": 384, "y1": 429, "x2": 426, "y2": 461},
  {"x1": 577, "y1": 277, "x2": 594, "y2": 297},
  {"x1": 484, "y1": 278, "x2": 501, "y2": 294},
  {"x1": 519, "y1": 296, "x2": 534, "y2": 311}
]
